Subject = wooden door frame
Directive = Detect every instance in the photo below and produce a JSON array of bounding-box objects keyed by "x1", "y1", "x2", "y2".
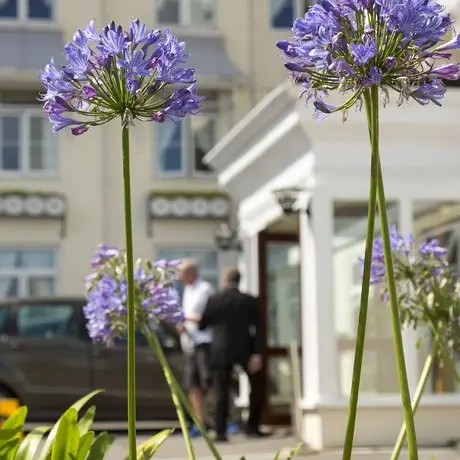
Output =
[{"x1": 257, "y1": 230, "x2": 300, "y2": 425}]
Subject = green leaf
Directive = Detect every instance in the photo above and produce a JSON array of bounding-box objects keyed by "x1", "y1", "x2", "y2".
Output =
[
  {"x1": 132, "y1": 429, "x2": 172, "y2": 459},
  {"x1": 0, "y1": 407, "x2": 27, "y2": 459},
  {"x1": 68, "y1": 390, "x2": 104, "y2": 414},
  {"x1": 2, "y1": 406, "x2": 27, "y2": 433},
  {"x1": 285, "y1": 442, "x2": 303, "y2": 460},
  {"x1": 76, "y1": 431, "x2": 95, "y2": 460},
  {"x1": 38, "y1": 390, "x2": 104, "y2": 460},
  {"x1": 51, "y1": 408, "x2": 80, "y2": 460},
  {"x1": 77, "y1": 406, "x2": 96, "y2": 436},
  {"x1": 0, "y1": 436, "x2": 21, "y2": 458},
  {"x1": 86, "y1": 432, "x2": 115, "y2": 460},
  {"x1": 15, "y1": 426, "x2": 50, "y2": 460},
  {"x1": 0, "y1": 428, "x2": 21, "y2": 446}
]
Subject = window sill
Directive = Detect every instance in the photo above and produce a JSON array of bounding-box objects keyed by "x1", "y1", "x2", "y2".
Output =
[
  {"x1": 0, "y1": 19, "x2": 60, "y2": 32},
  {"x1": 191, "y1": 171, "x2": 216, "y2": 179},
  {"x1": 0, "y1": 171, "x2": 59, "y2": 180},
  {"x1": 156, "y1": 24, "x2": 222, "y2": 38},
  {"x1": 154, "y1": 172, "x2": 215, "y2": 180}
]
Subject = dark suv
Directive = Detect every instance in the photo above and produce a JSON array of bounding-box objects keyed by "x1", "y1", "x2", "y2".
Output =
[{"x1": 0, "y1": 297, "x2": 184, "y2": 426}]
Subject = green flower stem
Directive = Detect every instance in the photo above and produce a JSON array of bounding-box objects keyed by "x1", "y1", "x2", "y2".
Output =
[
  {"x1": 391, "y1": 335, "x2": 460, "y2": 460},
  {"x1": 143, "y1": 324, "x2": 223, "y2": 460},
  {"x1": 374, "y1": 87, "x2": 419, "y2": 459},
  {"x1": 341, "y1": 88, "x2": 379, "y2": 460},
  {"x1": 391, "y1": 342, "x2": 437, "y2": 460},
  {"x1": 141, "y1": 325, "x2": 196, "y2": 460},
  {"x1": 121, "y1": 123, "x2": 137, "y2": 459}
]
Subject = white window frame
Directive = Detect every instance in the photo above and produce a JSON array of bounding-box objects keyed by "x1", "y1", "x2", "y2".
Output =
[
  {"x1": 0, "y1": 0, "x2": 55, "y2": 22},
  {"x1": 155, "y1": 246, "x2": 221, "y2": 289},
  {"x1": 156, "y1": 0, "x2": 216, "y2": 27},
  {"x1": 0, "y1": 247, "x2": 59, "y2": 298},
  {"x1": 0, "y1": 105, "x2": 58, "y2": 177},
  {"x1": 191, "y1": 109, "x2": 219, "y2": 178},
  {"x1": 156, "y1": 119, "x2": 188, "y2": 178},
  {"x1": 156, "y1": 106, "x2": 218, "y2": 179},
  {"x1": 270, "y1": 0, "x2": 311, "y2": 29}
]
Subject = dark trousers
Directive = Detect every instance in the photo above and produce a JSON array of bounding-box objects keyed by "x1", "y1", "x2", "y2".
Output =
[{"x1": 213, "y1": 364, "x2": 263, "y2": 436}]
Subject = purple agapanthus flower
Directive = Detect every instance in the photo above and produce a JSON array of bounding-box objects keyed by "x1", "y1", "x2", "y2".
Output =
[
  {"x1": 39, "y1": 19, "x2": 203, "y2": 134},
  {"x1": 359, "y1": 224, "x2": 450, "y2": 295},
  {"x1": 83, "y1": 245, "x2": 184, "y2": 344},
  {"x1": 359, "y1": 225, "x2": 447, "y2": 284},
  {"x1": 358, "y1": 226, "x2": 460, "y2": 344},
  {"x1": 276, "y1": 0, "x2": 460, "y2": 121}
]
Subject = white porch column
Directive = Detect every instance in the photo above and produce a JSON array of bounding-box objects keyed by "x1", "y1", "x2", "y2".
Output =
[
  {"x1": 238, "y1": 233, "x2": 260, "y2": 297},
  {"x1": 300, "y1": 190, "x2": 339, "y2": 448},
  {"x1": 398, "y1": 199, "x2": 419, "y2": 395},
  {"x1": 234, "y1": 233, "x2": 259, "y2": 410}
]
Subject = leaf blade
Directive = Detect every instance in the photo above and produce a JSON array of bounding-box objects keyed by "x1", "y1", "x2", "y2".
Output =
[
  {"x1": 51, "y1": 408, "x2": 80, "y2": 460},
  {"x1": 86, "y1": 432, "x2": 115, "y2": 460},
  {"x1": 76, "y1": 431, "x2": 95, "y2": 460},
  {"x1": 15, "y1": 426, "x2": 50, "y2": 460},
  {"x1": 134, "y1": 429, "x2": 172, "y2": 459},
  {"x1": 77, "y1": 405, "x2": 96, "y2": 436}
]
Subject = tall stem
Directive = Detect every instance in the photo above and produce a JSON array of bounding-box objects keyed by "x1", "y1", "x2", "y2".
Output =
[
  {"x1": 391, "y1": 343, "x2": 437, "y2": 460},
  {"x1": 374, "y1": 87, "x2": 419, "y2": 459},
  {"x1": 121, "y1": 123, "x2": 137, "y2": 459},
  {"x1": 341, "y1": 88, "x2": 379, "y2": 460},
  {"x1": 141, "y1": 326, "x2": 196, "y2": 460},
  {"x1": 143, "y1": 324, "x2": 223, "y2": 460}
]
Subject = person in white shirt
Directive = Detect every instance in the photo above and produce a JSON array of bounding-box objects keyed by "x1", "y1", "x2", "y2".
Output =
[{"x1": 176, "y1": 259, "x2": 214, "y2": 433}]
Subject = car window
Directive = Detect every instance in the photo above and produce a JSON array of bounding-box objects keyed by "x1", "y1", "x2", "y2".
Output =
[{"x1": 17, "y1": 304, "x2": 79, "y2": 340}]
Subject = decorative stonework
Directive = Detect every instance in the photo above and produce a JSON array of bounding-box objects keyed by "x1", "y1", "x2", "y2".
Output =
[
  {"x1": 147, "y1": 190, "x2": 232, "y2": 236},
  {"x1": 0, "y1": 191, "x2": 67, "y2": 237}
]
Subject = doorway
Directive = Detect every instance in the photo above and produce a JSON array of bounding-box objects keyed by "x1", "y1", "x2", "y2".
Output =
[{"x1": 258, "y1": 231, "x2": 301, "y2": 424}]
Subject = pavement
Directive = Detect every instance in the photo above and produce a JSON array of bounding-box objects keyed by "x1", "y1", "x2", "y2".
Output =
[{"x1": 106, "y1": 429, "x2": 298, "y2": 460}]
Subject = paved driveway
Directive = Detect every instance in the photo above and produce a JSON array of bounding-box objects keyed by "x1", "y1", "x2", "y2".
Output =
[{"x1": 106, "y1": 431, "x2": 297, "y2": 460}]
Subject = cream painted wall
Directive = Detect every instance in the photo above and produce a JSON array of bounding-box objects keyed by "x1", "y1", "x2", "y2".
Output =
[{"x1": 0, "y1": 0, "x2": 295, "y2": 296}]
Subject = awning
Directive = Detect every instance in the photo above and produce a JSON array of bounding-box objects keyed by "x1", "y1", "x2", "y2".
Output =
[
  {"x1": 179, "y1": 36, "x2": 241, "y2": 78},
  {"x1": 0, "y1": 28, "x2": 64, "y2": 71},
  {"x1": 0, "y1": 29, "x2": 240, "y2": 79}
]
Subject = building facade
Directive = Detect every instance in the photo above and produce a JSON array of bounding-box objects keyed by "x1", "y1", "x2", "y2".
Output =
[
  {"x1": 205, "y1": 77, "x2": 460, "y2": 450},
  {"x1": 0, "y1": 0, "x2": 313, "y2": 297}
]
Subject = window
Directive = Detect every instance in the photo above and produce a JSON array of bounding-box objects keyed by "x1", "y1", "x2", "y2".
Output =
[
  {"x1": 0, "y1": 249, "x2": 57, "y2": 299},
  {"x1": 270, "y1": 0, "x2": 312, "y2": 28},
  {"x1": 17, "y1": 304, "x2": 77, "y2": 339},
  {"x1": 334, "y1": 201, "x2": 400, "y2": 395},
  {"x1": 0, "y1": 109, "x2": 58, "y2": 174},
  {"x1": 192, "y1": 114, "x2": 216, "y2": 173},
  {"x1": 157, "y1": 111, "x2": 217, "y2": 176},
  {"x1": 156, "y1": 0, "x2": 216, "y2": 27},
  {"x1": 0, "y1": 0, "x2": 53, "y2": 20},
  {"x1": 156, "y1": 248, "x2": 220, "y2": 298},
  {"x1": 412, "y1": 200, "x2": 460, "y2": 394}
]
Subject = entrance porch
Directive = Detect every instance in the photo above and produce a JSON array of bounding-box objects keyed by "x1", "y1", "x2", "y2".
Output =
[{"x1": 204, "y1": 81, "x2": 460, "y2": 450}]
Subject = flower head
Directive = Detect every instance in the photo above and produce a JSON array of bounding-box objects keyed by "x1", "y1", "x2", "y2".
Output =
[
  {"x1": 277, "y1": 0, "x2": 460, "y2": 121},
  {"x1": 358, "y1": 226, "x2": 460, "y2": 352},
  {"x1": 40, "y1": 19, "x2": 203, "y2": 134},
  {"x1": 83, "y1": 245, "x2": 184, "y2": 344}
]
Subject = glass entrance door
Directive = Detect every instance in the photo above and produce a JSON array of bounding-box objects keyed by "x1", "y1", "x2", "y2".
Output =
[{"x1": 259, "y1": 233, "x2": 301, "y2": 423}]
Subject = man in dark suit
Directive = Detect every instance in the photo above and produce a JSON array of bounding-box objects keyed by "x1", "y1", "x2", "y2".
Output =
[{"x1": 197, "y1": 268, "x2": 269, "y2": 442}]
